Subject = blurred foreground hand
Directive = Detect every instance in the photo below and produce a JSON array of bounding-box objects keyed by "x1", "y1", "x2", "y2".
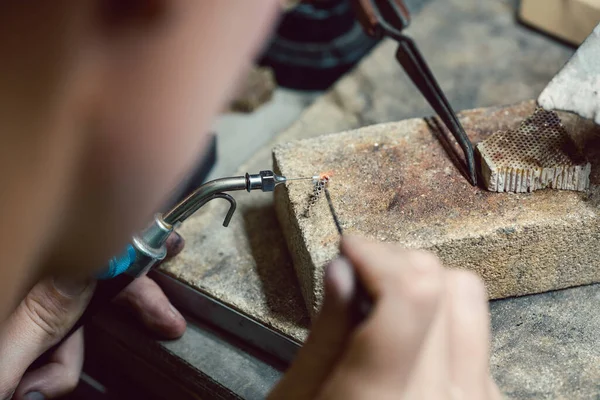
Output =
[{"x1": 270, "y1": 236, "x2": 502, "y2": 400}]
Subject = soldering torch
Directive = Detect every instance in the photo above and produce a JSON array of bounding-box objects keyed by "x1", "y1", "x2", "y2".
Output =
[
  {"x1": 98, "y1": 170, "x2": 292, "y2": 281},
  {"x1": 41, "y1": 170, "x2": 310, "y2": 358}
]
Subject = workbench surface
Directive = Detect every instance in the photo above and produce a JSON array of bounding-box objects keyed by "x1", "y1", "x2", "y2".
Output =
[{"x1": 87, "y1": 0, "x2": 600, "y2": 398}]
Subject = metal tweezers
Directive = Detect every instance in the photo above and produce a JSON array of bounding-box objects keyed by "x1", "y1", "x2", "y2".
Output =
[{"x1": 351, "y1": 0, "x2": 477, "y2": 185}]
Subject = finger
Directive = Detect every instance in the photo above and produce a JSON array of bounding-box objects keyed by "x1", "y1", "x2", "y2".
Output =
[
  {"x1": 341, "y1": 236, "x2": 444, "y2": 364},
  {"x1": 269, "y1": 257, "x2": 356, "y2": 400},
  {"x1": 163, "y1": 231, "x2": 185, "y2": 261},
  {"x1": 315, "y1": 238, "x2": 445, "y2": 398},
  {"x1": 402, "y1": 270, "x2": 452, "y2": 399},
  {"x1": 113, "y1": 275, "x2": 186, "y2": 339},
  {"x1": 446, "y1": 270, "x2": 493, "y2": 399},
  {"x1": 341, "y1": 235, "x2": 442, "y2": 301},
  {"x1": 13, "y1": 328, "x2": 84, "y2": 400},
  {"x1": 0, "y1": 277, "x2": 94, "y2": 397}
]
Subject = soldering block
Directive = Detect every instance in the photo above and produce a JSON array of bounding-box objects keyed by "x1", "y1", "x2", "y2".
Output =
[
  {"x1": 477, "y1": 107, "x2": 591, "y2": 193},
  {"x1": 273, "y1": 101, "x2": 600, "y2": 318}
]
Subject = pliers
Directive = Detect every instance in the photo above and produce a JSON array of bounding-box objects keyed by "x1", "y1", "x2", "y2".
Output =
[{"x1": 351, "y1": 0, "x2": 477, "y2": 185}]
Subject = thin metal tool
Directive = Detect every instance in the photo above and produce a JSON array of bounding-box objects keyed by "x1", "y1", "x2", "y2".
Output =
[
  {"x1": 285, "y1": 176, "x2": 315, "y2": 181},
  {"x1": 165, "y1": 171, "x2": 289, "y2": 226},
  {"x1": 324, "y1": 187, "x2": 344, "y2": 235},
  {"x1": 350, "y1": 0, "x2": 477, "y2": 185},
  {"x1": 323, "y1": 185, "x2": 373, "y2": 325}
]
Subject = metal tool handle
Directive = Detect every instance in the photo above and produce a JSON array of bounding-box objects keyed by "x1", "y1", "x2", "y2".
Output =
[{"x1": 163, "y1": 171, "x2": 284, "y2": 225}]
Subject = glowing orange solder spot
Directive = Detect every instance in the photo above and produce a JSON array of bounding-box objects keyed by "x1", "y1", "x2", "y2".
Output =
[{"x1": 318, "y1": 171, "x2": 334, "y2": 182}]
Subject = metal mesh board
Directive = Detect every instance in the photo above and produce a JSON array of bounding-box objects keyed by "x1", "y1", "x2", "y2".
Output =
[{"x1": 477, "y1": 108, "x2": 590, "y2": 193}]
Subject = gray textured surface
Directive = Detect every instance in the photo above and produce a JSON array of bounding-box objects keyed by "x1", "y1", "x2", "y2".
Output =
[
  {"x1": 88, "y1": 307, "x2": 281, "y2": 400},
  {"x1": 491, "y1": 284, "x2": 600, "y2": 399},
  {"x1": 539, "y1": 23, "x2": 600, "y2": 125}
]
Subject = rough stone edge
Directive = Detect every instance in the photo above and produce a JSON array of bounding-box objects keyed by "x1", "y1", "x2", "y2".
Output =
[
  {"x1": 428, "y1": 218, "x2": 600, "y2": 299},
  {"x1": 274, "y1": 155, "x2": 323, "y2": 316}
]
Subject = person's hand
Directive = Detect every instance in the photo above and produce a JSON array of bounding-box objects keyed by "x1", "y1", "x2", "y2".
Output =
[
  {"x1": 0, "y1": 232, "x2": 186, "y2": 400},
  {"x1": 269, "y1": 236, "x2": 502, "y2": 399}
]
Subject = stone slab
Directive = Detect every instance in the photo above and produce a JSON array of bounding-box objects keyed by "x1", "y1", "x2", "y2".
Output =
[
  {"x1": 490, "y1": 283, "x2": 600, "y2": 399},
  {"x1": 273, "y1": 101, "x2": 600, "y2": 317}
]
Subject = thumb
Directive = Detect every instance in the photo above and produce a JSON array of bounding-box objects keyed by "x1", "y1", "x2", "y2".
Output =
[{"x1": 0, "y1": 277, "x2": 95, "y2": 397}]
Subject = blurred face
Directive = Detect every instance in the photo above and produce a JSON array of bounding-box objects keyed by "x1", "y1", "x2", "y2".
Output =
[{"x1": 0, "y1": 0, "x2": 279, "y2": 313}]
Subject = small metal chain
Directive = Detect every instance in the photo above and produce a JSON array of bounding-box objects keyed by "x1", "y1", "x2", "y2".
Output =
[{"x1": 303, "y1": 176, "x2": 330, "y2": 217}]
